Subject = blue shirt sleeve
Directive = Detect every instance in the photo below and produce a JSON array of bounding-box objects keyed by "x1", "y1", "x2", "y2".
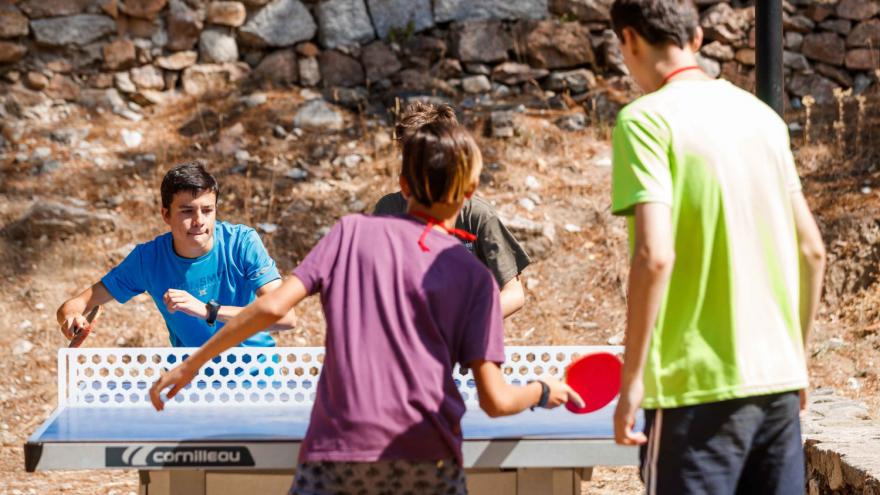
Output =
[
  {"x1": 240, "y1": 228, "x2": 281, "y2": 292},
  {"x1": 101, "y1": 244, "x2": 147, "y2": 304}
]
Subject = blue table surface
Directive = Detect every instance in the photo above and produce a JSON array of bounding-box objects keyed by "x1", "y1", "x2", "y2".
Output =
[{"x1": 32, "y1": 403, "x2": 628, "y2": 443}]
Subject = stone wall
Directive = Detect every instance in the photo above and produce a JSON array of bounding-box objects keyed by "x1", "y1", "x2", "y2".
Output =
[
  {"x1": 804, "y1": 389, "x2": 880, "y2": 494},
  {"x1": 0, "y1": 0, "x2": 877, "y2": 118}
]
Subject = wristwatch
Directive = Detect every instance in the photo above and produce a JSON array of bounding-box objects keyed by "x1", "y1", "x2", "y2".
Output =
[
  {"x1": 529, "y1": 380, "x2": 550, "y2": 411},
  {"x1": 205, "y1": 299, "x2": 220, "y2": 326}
]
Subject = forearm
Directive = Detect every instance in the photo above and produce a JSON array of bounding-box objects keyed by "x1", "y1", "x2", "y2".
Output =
[
  {"x1": 57, "y1": 282, "x2": 112, "y2": 324},
  {"x1": 499, "y1": 276, "x2": 525, "y2": 318},
  {"x1": 186, "y1": 277, "x2": 308, "y2": 368},
  {"x1": 483, "y1": 380, "x2": 543, "y2": 417},
  {"x1": 473, "y1": 360, "x2": 543, "y2": 417},
  {"x1": 798, "y1": 250, "x2": 826, "y2": 347},
  {"x1": 217, "y1": 305, "x2": 296, "y2": 331},
  {"x1": 622, "y1": 253, "x2": 673, "y2": 383},
  {"x1": 188, "y1": 298, "x2": 286, "y2": 368}
]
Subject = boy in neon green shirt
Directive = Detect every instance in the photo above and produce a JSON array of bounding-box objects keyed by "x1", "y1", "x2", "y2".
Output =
[{"x1": 609, "y1": 0, "x2": 826, "y2": 492}]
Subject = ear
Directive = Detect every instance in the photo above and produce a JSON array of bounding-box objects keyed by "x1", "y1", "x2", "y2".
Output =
[
  {"x1": 398, "y1": 175, "x2": 411, "y2": 199},
  {"x1": 161, "y1": 207, "x2": 171, "y2": 226},
  {"x1": 621, "y1": 26, "x2": 639, "y2": 55},
  {"x1": 689, "y1": 26, "x2": 704, "y2": 53}
]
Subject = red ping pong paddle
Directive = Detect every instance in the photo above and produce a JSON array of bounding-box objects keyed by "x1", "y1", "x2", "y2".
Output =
[
  {"x1": 564, "y1": 352, "x2": 622, "y2": 414},
  {"x1": 68, "y1": 305, "x2": 102, "y2": 348}
]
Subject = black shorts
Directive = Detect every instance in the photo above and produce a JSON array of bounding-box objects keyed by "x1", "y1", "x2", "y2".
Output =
[{"x1": 640, "y1": 391, "x2": 804, "y2": 495}]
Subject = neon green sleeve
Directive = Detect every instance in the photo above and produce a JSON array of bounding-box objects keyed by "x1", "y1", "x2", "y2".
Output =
[{"x1": 611, "y1": 112, "x2": 674, "y2": 216}]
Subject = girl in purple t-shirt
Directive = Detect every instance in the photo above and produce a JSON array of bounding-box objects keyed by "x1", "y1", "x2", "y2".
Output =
[{"x1": 150, "y1": 105, "x2": 583, "y2": 495}]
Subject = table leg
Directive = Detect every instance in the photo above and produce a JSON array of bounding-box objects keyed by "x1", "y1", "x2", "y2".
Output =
[
  {"x1": 138, "y1": 470, "x2": 206, "y2": 495},
  {"x1": 516, "y1": 468, "x2": 578, "y2": 495}
]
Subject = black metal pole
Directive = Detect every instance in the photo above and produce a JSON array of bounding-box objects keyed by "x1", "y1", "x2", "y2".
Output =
[{"x1": 756, "y1": 0, "x2": 784, "y2": 116}]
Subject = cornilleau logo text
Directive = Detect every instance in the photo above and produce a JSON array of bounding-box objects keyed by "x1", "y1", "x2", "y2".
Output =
[{"x1": 106, "y1": 446, "x2": 254, "y2": 467}]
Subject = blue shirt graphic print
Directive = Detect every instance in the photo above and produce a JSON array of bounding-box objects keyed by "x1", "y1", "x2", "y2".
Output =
[{"x1": 101, "y1": 221, "x2": 280, "y2": 347}]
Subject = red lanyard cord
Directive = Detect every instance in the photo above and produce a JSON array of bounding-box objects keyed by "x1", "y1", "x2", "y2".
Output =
[
  {"x1": 408, "y1": 211, "x2": 477, "y2": 252},
  {"x1": 660, "y1": 65, "x2": 703, "y2": 87}
]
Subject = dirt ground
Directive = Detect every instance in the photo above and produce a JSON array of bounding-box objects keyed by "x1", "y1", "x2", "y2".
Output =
[{"x1": 0, "y1": 84, "x2": 877, "y2": 494}]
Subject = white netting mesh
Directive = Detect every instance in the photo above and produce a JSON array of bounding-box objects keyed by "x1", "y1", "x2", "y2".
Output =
[{"x1": 58, "y1": 346, "x2": 621, "y2": 408}]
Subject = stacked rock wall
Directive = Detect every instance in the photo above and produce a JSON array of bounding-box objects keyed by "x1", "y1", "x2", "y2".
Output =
[{"x1": 0, "y1": 0, "x2": 877, "y2": 115}]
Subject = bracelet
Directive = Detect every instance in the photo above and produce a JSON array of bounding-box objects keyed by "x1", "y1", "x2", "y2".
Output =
[{"x1": 529, "y1": 380, "x2": 550, "y2": 411}]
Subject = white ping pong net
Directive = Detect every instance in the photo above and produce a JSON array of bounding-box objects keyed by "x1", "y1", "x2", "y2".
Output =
[{"x1": 57, "y1": 346, "x2": 621, "y2": 409}]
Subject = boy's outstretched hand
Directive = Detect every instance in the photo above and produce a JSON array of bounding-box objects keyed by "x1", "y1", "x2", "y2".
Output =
[{"x1": 150, "y1": 361, "x2": 198, "y2": 411}]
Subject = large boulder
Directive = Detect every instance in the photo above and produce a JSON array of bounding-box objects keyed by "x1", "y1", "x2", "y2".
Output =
[
  {"x1": 199, "y1": 28, "x2": 238, "y2": 63},
  {"x1": 451, "y1": 21, "x2": 510, "y2": 63},
  {"x1": 783, "y1": 50, "x2": 811, "y2": 72},
  {"x1": 45, "y1": 74, "x2": 81, "y2": 100},
  {"x1": 545, "y1": 68, "x2": 596, "y2": 93},
  {"x1": 847, "y1": 19, "x2": 880, "y2": 48},
  {"x1": 366, "y1": 0, "x2": 434, "y2": 39},
  {"x1": 31, "y1": 15, "x2": 116, "y2": 47},
  {"x1": 10, "y1": 201, "x2": 116, "y2": 240},
  {"x1": 522, "y1": 20, "x2": 594, "y2": 69},
  {"x1": 462, "y1": 74, "x2": 491, "y2": 93},
  {"x1": 316, "y1": 0, "x2": 375, "y2": 49},
  {"x1": 0, "y1": 6, "x2": 29, "y2": 38},
  {"x1": 819, "y1": 19, "x2": 853, "y2": 36},
  {"x1": 155, "y1": 50, "x2": 198, "y2": 70},
  {"x1": 599, "y1": 28, "x2": 627, "y2": 73},
  {"x1": 801, "y1": 32, "x2": 846, "y2": 65},
  {"x1": 815, "y1": 62, "x2": 853, "y2": 87},
  {"x1": 298, "y1": 56, "x2": 320, "y2": 86},
  {"x1": 319, "y1": 50, "x2": 364, "y2": 87},
  {"x1": 548, "y1": 0, "x2": 613, "y2": 22},
  {"x1": 130, "y1": 65, "x2": 164, "y2": 90},
  {"x1": 402, "y1": 35, "x2": 447, "y2": 65},
  {"x1": 361, "y1": 41, "x2": 401, "y2": 82},
  {"x1": 103, "y1": 38, "x2": 137, "y2": 70},
  {"x1": 434, "y1": 0, "x2": 547, "y2": 23},
  {"x1": 491, "y1": 61, "x2": 548, "y2": 85},
  {"x1": 119, "y1": 0, "x2": 167, "y2": 19},
  {"x1": 252, "y1": 49, "x2": 298, "y2": 86},
  {"x1": 207, "y1": 1, "x2": 246, "y2": 27},
  {"x1": 701, "y1": 40, "x2": 735, "y2": 61},
  {"x1": 240, "y1": 0, "x2": 316, "y2": 47},
  {"x1": 789, "y1": 73, "x2": 839, "y2": 105},
  {"x1": 293, "y1": 99, "x2": 344, "y2": 131},
  {"x1": 166, "y1": 0, "x2": 203, "y2": 51},
  {"x1": 181, "y1": 62, "x2": 250, "y2": 97},
  {"x1": 700, "y1": 3, "x2": 748, "y2": 45},
  {"x1": 845, "y1": 48, "x2": 879, "y2": 70},
  {"x1": 0, "y1": 42, "x2": 26, "y2": 63},
  {"x1": 18, "y1": 0, "x2": 90, "y2": 18},
  {"x1": 836, "y1": 0, "x2": 880, "y2": 20}
]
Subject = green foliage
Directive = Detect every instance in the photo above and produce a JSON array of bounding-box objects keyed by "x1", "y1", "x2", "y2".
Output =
[{"x1": 388, "y1": 20, "x2": 416, "y2": 44}]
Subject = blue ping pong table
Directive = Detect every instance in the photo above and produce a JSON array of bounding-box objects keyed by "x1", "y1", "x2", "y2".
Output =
[{"x1": 26, "y1": 346, "x2": 638, "y2": 495}]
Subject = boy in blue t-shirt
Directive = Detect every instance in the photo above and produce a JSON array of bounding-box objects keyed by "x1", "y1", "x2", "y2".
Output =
[{"x1": 56, "y1": 162, "x2": 296, "y2": 347}]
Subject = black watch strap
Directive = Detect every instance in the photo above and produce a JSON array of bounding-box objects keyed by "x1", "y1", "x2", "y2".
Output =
[
  {"x1": 206, "y1": 299, "x2": 220, "y2": 326},
  {"x1": 530, "y1": 380, "x2": 550, "y2": 411}
]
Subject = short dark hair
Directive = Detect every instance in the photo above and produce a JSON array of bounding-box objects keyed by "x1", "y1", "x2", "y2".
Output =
[
  {"x1": 610, "y1": 0, "x2": 699, "y2": 48},
  {"x1": 160, "y1": 162, "x2": 219, "y2": 209}
]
